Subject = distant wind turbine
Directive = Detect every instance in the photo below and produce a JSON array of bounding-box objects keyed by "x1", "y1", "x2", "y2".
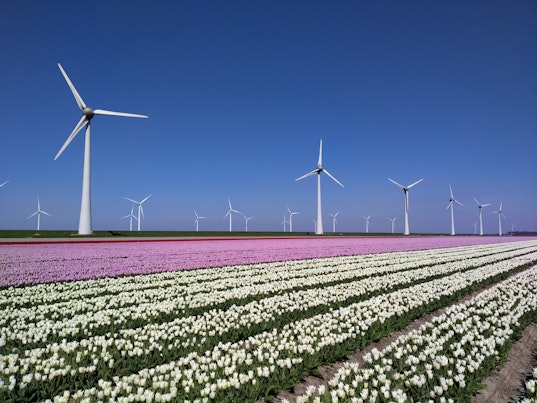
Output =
[
  {"x1": 0, "y1": 180, "x2": 9, "y2": 188},
  {"x1": 473, "y1": 197, "x2": 491, "y2": 236},
  {"x1": 286, "y1": 205, "x2": 300, "y2": 232},
  {"x1": 493, "y1": 202, "x2": 506, "y2": 236},
  {"x1": 223, "y1": 198, "x2": 241, "y2": 232},
  {"x1": 388, "y1": 178, "x2": 423, "y2": 235},
  {"x1": 193, "y1": 210, "x2": 206, "y2": 232},
  {"x1": 361, "y1": 215, "x2": 372, "y2": 233},
  {"x1": 281, "y1": 215, "x2": 289, "y2": 232},
  {"x1": 446, "y1": 185, "x2": 463, "y2": 236},
  {"x1": 312, "y1": 219, "x2": 317, "y2": 233},
  {"x1": 242, "y1": 214, "x2": 253, "y2": 232},
  {"x1": 124, "y1": 194, "x2": 152, "y2": 231},
  {"x1": 27, "y1": 198, "x2": 52, "y2": 231},
  {"x1": 329, "y1": 212, "x2": 339, "y2": 232},
  {"x1": 122, "y1": 205, "x2": 138, "y2": 231},
  {"x1": 54, "y1": 63, "x2": 148, "y2": 235},
  {"x1": 388, "y1": 217, "x2": 397, "y2": 234},
  {"x1": 473, "y1": 222, "x2": 478, "y2": 235},
  {"x1": 295, "y1": 139, "x2": 344, "y2": 235}
]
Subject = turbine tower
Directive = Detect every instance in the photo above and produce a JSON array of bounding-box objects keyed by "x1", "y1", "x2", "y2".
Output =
[
  {"x1": 312, "y1": 219, "x2": 317, "y2": 233},
  {"x1": 223, "y1": 198, "x2": 241, "y2": 232},
  {"x1": 122, "y1": 205, "x2": 138, "y2": 231},
  {"x1": 361, "y1": 215, "x2": 372, "y2": 233},
  {"x1": 27, "y1": 198, "x2": 52, "y2": 231},
  {"x1": 124, "y1": 194, "x2": 152, "y2": 231},
  {"x1": 388, "y1": 178, "x2": 423, "y2": 235},
  {"x1": 295, "y1": 139, "x2": 344, "y2": 235},
  {"x1": 493, "y1": 202, "x2": 506, "y2": 236},
  {"x1": 473, "y1": 197, "x2": 491, "y2": 236},
  {"x1": 329, "y1": 212, "x2": 339, "y2": 232},
  {"x1": 388, "y1": 217, "x2": 397, "y2": 234},
  {"x1": 446, "y1": 185, "x2": 463, "y2": 236},
  {"x1": 193, "y1": 210, "x2": 206, "y2": 232},
  {"x1": 54, "y1": 63, "x2": 148, "y2": 235},
  {"x1": 286, "y1": 205, "x2": 300, "y2": 232}
]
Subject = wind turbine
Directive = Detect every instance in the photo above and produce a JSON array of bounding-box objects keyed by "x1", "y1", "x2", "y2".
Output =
[
  {"x1": 0, "y1": 180, "x2": 9, "y2": 188},
  {"x1": 223, "y1": 198, "x2": 241, "y2": 232},
  {"x1": 280, "y1": 215, "x2": 289, "y2": 232},
  {"x1": 473, "y1": 222, "x2": 478, "y2": 235},
  {"x1": 27, "y1": 198, "x2": 52, "y2": 231},
  {"x1": 124, "y1": 194, "x2": 152, "y2": 231},
  {"x1": 295, "y1": 139, "x2": 344, "y2": 235},
  {"x1": 54, "y1": 63, "x2": 148, "y2": 235},
  {"x1": 122, "y1": 205, "x2": 138, "y2": 231},
  {"x1": 193, "y1": 210, "x2": 207, "y2": 232},
  {"x1": 329, "y1": 212, "x2": 339, "y2": 233},
  {"x1": 493, "y1": 202, "x2": 506, "y2": 236},
  {"x1": 473, "y1": 197, "x2": 491, "y2": 236},
  {"x1": 242, "y1": 214, "x2": 253, "y2": 232},
  {"x1": 286, "y1": 205, "x2": 300, "y2": 232},
  {"x1": 446, "y1": 185, "x2": 463, "y2": 236},
  {"x1": 388, "y1": 178, "x2": 423, "y2": 235},
  {"x1": 388, "y1": 217, "x2": 397, "y2": 234},
  {"x1": 312, "y1": 219, "x2": 317, "y2": 233},
  {"x1": 361, "y1": 215, "x2": 372, "y2": 233}
]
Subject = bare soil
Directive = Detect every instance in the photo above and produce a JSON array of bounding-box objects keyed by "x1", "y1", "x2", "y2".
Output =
[{"x1": 265, "y1": 288, "x2": 537, "y2": 403}]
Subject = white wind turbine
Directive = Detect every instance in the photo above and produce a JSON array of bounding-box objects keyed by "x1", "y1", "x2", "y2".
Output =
[
  {"x1": 329, "y1": 212, "x2": 339, "y2": 233},
  {"x1": 286, "y1": 205, "x2": 300, "y2": 232},
  {"x1": 473, "y1": 222, "x2": 478, "y2": 235},
  {"x1": 124, "y1": 194, "x2": 152, "y2": 231},
  {"x1": 493, "y1": 202, "x2": 506, "y2": 236},
  {"x1": 280, "y1": 215, "x2": 289, "y2": 232},
  {"x1": 312, "y1": 219, "x2": 317, "y2": 233},
  {"x1": 473, "y1": 197, "x2": 491, "y2": 236},
  {"x1": 362, "y1": 215, "x2": 372, "y2": 233},
  {"x1": 295, "y1": 139, "x2": 344, "y2": 235},
  {"x1": 388, "y1": 178, "x2": 423, "y2": 235},
  {"x1": 54, "y1": 63, "x2": 148, "y2": 235},
  {"x1": 388, "y1": 217, "x2": 397, "y2": 234},
  {"x1": 446, "y1": 185, "x2": 463, "y2": 236},
  {"x1": 223, "y1": 198, "x2": 241, "y2": 232},
  {"x1": 122, "y1": 205, "x2": 137, "y2": 231},
  {"x1": 242, "y1": 214, "x2": 253, "y2": 232},
  {"x1": 193, "y1": 210, "x2": 207, "y2": 232},
  {"x1": 27, "y1": 198, "x2": 52, "y2": 231}
]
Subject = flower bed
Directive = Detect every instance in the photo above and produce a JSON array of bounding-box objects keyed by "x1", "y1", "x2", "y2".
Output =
[
  {"x1": 0, "y1": 240, "x2": 536, "y2": 401},
  {"x1": 1, "y1": 236, "x2": 535, "y2": 288}
]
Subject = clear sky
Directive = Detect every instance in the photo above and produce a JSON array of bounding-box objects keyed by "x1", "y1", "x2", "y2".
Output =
[{"x1": 1, "y1": 1, "x2": 536, "y2": 234}]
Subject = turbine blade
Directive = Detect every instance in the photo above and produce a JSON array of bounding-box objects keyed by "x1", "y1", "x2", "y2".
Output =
[
  {"x1": 446, "y1": 201, "x2": 453, "y2": 210},
  {"x1": 124, "y1": 197, "x2": 139, "y2": 204},
  {"x1": 323, "y1": 169, "x2": 344, "y2": 187},
  {"x1": 140, "y1": 194, "x2": 152, "y2": 204},
  {"x1": 407, "y1": 178, "x2": 423, "y2": 189},
  {"x1": 482, "y1": 203, "x2": 491, "y2": 207},
  {"x1": 388, "y1": 178, "x2": 404, "y2": 189},
  {"x1": 0, "y1": 180, "x2": 9, "y2": 187},
  {"x1": 93, "y1": 109, "x2": 148, "y2": 119},
  {"x1": 54, "y1": 116, "x2": 88, "y2": 160},
  {"x1": 295, "y1": 170, "x2": 318, "y2": 181},
  {"x1": 473, "y1": 197, "x2": 480, "y2": 205},
  {"x1": 449, "y1": 184, "x2": 453, "y2": 198},
  {"x1": 27, "y1": 211, "x2": 38, "y2": 219},
  {"x1": 317, "y1": 139, "x2": 323, "y2": 167},
  {"x1": 455, "y1": 200, "x2": 464, "y2": 206},
  {"x1": 58, "y1": 63, "x2": 87, "y2": 110},
  {"x1": 42, "y1": 211, "x2": 52, "y2": 217}
]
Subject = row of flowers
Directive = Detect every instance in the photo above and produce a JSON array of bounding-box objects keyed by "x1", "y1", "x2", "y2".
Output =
[
  {"x1": 294, "y1": 265, "x2": 537, "y2": 402},
  {"x1": 2, "y1": 242, "x2": 534, "y2": 351},
  {"x1": 2, "y1": 236, "x2": 533, "y2": 287},
  {"x1": 1, "y1": 242, "x2": 536, "y2": 401}
]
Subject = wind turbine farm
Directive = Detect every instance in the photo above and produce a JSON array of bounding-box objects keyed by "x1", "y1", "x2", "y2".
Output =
[{"x1": 124, "y1": 194, "x2": 152, "y2": 232}]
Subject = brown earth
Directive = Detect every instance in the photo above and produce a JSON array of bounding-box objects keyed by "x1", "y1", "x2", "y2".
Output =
[{"x1": 264, "y1": 288, "x2": 537, "y2": 403}]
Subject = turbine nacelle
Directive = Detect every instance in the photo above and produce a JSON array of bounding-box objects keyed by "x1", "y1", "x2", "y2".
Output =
[{"x1": 83, "y1": 107, "x2": 95, "y2": 120}]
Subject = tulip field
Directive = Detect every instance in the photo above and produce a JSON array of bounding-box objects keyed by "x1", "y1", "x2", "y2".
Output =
[{"x1": 1, "y1": 236, "x2": 537, "y2": 402}]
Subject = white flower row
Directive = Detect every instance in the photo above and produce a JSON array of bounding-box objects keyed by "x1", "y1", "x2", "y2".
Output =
[
  {"x1": 295, "y1": 265, "x2": 537, "y2": 402},
  {"x1": 16, "y1": 246, "x2": 534, "y2": 401},
  {"x1": 3, "y1": 242, "x2": 535, "y2": 350}
]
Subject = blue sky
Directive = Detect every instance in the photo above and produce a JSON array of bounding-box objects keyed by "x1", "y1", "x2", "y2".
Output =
[{"x1": 1, "y1": 1, "x2": 536, "y2": 234}]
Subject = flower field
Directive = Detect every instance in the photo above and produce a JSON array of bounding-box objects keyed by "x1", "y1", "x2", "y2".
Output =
[{"x1": 1, "y1": 237, "x2": 537, "y2": 402}]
